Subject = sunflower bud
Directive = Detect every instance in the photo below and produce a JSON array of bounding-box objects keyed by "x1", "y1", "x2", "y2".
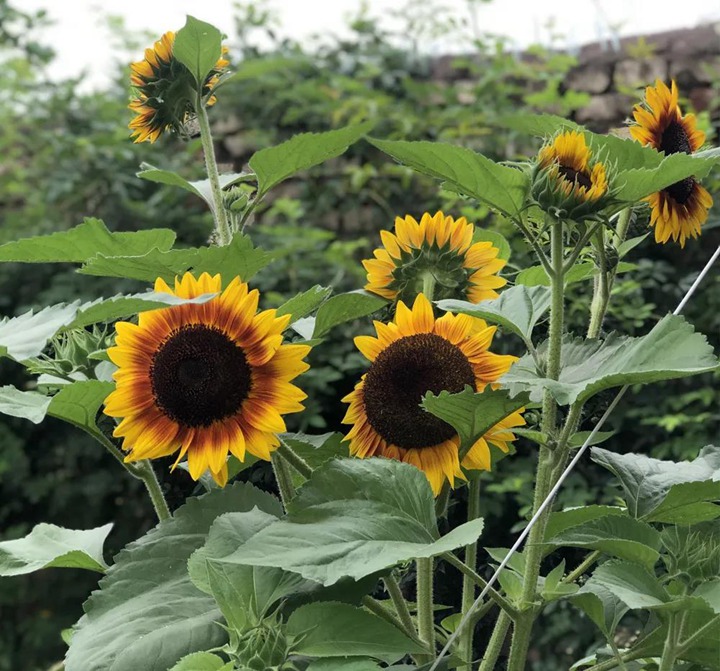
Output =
[
  {"x1": 531, "y1": 131, "x2": 611, "y2": 222},
  {"x1": 26, "y1": 327, "x2": 112, "y2": 381},
  {"x1": 234, "y1": 621, "x2": 290, "y2": 670}
]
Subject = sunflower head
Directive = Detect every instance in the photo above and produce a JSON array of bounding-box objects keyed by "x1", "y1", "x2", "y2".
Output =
[
  {"x1": 342, "y1": 293, "x2": 524, "y2": 495},
  {"x1": 363, "y1": 212, "x2": 507, "y2": 305},
  {"x1": 104, "y1": 272, "x2": 310, "y2": 486},
  {"x1": 532, "y1": 131, "x2": 610, "y2": 221},
  {"x1": 129, "y1": 31, "x2": 229, "y2": 143},
  {"x1": 630, "y1": 79, "x2": 712, "y2": 247}
]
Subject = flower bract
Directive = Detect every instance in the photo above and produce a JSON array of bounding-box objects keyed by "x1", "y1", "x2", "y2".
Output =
[
  {"x1": 630, "y1": 79, "x2": 712, "y2": 247},
  {"x1": 363, "y1": 211, "x2": 507, "y2": 304},
  {"x1": 129, "y1": 31, "x2": 229, "y2": 143},
  {"x1": 342, "y1": 293, "x2": 524, "y2": 495},
  {"x1": 104, "y1": 272, "x2": 310, "y2": 485}
]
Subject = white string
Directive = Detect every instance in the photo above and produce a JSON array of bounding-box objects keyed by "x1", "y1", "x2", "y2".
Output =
[{"x1": 429, "y1": 242, "x2": 720, "y2": 671}]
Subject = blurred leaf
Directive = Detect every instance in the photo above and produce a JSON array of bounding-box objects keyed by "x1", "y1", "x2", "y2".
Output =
[
  {"x1": 368, "y1": 138, "x2": 529, "y2": 217},
  {"x1": 220, "y1": 458, "x2": 484, "y2": 585},
  {"x1": 502, "y1": 315, "x2": 718, "y2": 405},
  {"x1": 496, "y1": 113, "x2": 582, "y2": 136},
  {"x1": 591, "y1": 445, "x2": 720, "y2": 524},
  {"x1": 287, "y1": 602, "x2": 424, "y2": 661},
  {"x1": 438, "y1": 285, "x2": 550, "y2": 342},
  {"x1": 312, "y1": 290, "x2": 387, "y2": 338},
  {"x1": 172, "y1": 15, "x2": 223, "y2": 86},
  {"x1": 516, "y1": 262, "x2": 636, "y2": 287},
  {"x1": 65, "y1": 483, "x2": 280, "y2": 671},
  {"x1": 0, "y1": 523, "x2": 112, "y2": 575},
  {"x1": 0, "y1": 218, "x2": 175, "y2": 264},
  {"x1": 251, "y1": 122, "x2": 373, "y2": 196}
]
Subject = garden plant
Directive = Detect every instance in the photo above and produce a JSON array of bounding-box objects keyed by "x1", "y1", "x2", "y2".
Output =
[{"x1": 1, "y1": 14, "x2": 720, "y2": 671}]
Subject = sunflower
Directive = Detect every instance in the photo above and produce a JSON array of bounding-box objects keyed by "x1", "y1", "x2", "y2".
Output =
[
  {"x1": 535, "y1": 131, "x2": 609, "y2": 217},
  {"x1": 630, "y1": 79, "x2": 712, "y2": 247},
  {"x1": 129, "y1": 31, "x2": 229, "y2": 143},
  {"x1": 342, "y1": 293, "x2": 524, "y2": 495},
  {"x1": 104, "y1": 272, "x2": 310, "y2": 486},
  {"x1": 363, "y1": 211, "x2": 506, "y2": 305}
]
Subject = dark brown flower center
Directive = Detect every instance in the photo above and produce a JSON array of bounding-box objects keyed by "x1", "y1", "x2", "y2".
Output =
[
  {"x1": 558, "y1": 166, "x2": 592, "y2": 191},
  {"x1": 665, "y1": 177, "x2": 696, "y2": 205},
  {"x1": 362, "y1": 333, "x2": 475, "y2": 449},
  {"x1": 150, "y1": 324, "x2": 252, "y2": 427},
  {"x1": 660, "y1": 120, "x2": 692, "y2": 155}
]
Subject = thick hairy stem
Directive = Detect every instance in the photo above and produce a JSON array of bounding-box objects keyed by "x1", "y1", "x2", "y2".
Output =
[
  {"x1": 196, "y1": 98, "x2": 232, "y2": 245},
  {"x1": 587, "y1": 228, "x2": 609, "y2": 339},
  {"x1": 384, "y1": 574, "x2": 416, "y2": 639},
  {"x1": 460, "y1": 477, "x2": 481, "y2": 668},
  {"x1": 135, "y1": 460, "x2": 171, "y2": 521},
  {"x1": 362, "y1": 595, "x2": 427, "y2": 650},
  {"x1": 657, "y1": 613, "x2": 679, "y2": 671},
  {"x1": 583, "y1": 646, "x2": 653, "y2": 671},
  {"x1": 478, "y1": 610, "x2": 512, "y2": 671},
  {"x1": 416, "y1": 557, "x2": 436, "y2": 663},
  {"x1": 271, "y1": 451, "x2": 295, "y2": 508},
  {"x1": 277, "y1": 441, "x2": 313, "y2": 479},
  {"x1": 563, "y1": 549, "x2": 602, "y2": 584}
]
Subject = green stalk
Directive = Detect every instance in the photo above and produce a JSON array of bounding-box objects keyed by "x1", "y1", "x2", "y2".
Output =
[
  {"x1": 135, "y1": 460, "x2": 171, "y2": 521},
  {"x1": 195, "y1": 95, "x2": 232, "y2": 246},
  {"x1": 583, "y1": 646, "x2": 653, "y2": 671},
  {"x1": 384, "y1": 574, "x2": 417, "y2": 639},
  {"x1": 362, "y1": 595, "x2": 427, "y2": 650},
  {"x1": 460, "y1": 477, "x2": 481, "y2": 670},
  {"x1": 277, "y1": 441, "x2": 313, "y2": 479},
  {"x1": 587, "y1": 228, "x2": 609, "y2": 339},
  {"x1": 416, "y1": 557, "x2": 436, "y2": 663},
  {"x1": 562, "y1": 549, "x2": 601, "y2": 584},
  {"x1": 478, "y1": 610, "x2": 512, "y2": 671},
  {"x1": 271, "y1": 451, "x2": 295, "y2": 508},
  {"x1": 657, "y1": 612, "x2": 679, "y2": 671},
  {"x1": 506, "y1": 217, "x2": 566, "y2": 671}
]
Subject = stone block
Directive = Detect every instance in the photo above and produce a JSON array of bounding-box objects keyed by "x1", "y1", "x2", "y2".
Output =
[
  {"x1": 575, "y1": 93, "x2": 631, "y2": 127},
  {"x1": 565, "y1": 63, "x2": 612, "y2": 94},
  {"x1": 614, "y1": 57, "x2": 667, "y2": 89}
]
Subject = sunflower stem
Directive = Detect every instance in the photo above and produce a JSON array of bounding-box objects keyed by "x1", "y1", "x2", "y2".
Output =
[
  {"x1": 460, "y1": 477, "x2": 481, "y2": 670},
  {"x1": 196, "y1": 96, "x2": 232, "y2": 246},
  {"x1": 361, "y1": 595, "x2": 428, "y2": 651},
  {"x1": 383, "y1": 574, "x2": 418, "y2": 643},
  {"x1": 416, "y1": 556, "x2": 435, "y2": 663},
  {"x1": 277, "y1": 441, "x2": 313, "y2": 480},
  {"x1": 478, "y1": 610, "x2": 512, "y2": 671},
  {"x1": 562, "y1": 549, "x2": 602, "y2": 584},
  {"x1": 271, "y1": 451, "x2": 296, "y2": 508},
  {"x1": 587, "y1": 227, "x2": 609, "y2": 339},
  {"x1": 505, "y1": 215, "x2": 566, "y2": 671},
  {"x1": 135, "y1": 460, "x2": 171, "y2": 521}
]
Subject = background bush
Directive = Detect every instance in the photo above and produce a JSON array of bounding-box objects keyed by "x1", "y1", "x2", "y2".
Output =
[{"x1": 0, "y1": 1, "x2": 718, "y2": 668}]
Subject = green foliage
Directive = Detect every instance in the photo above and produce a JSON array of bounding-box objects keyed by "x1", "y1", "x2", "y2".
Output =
[
  {"x1": 172, "y1": 16, "x2": 223, "y2": 87},
  {"x1": 168, "y1": 653, "x2": 233, "y2": 671}
]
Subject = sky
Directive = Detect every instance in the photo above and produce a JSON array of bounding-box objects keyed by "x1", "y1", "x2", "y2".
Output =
[{"x1": 19, "y1": 0, "x2": 720, "y2": 91}]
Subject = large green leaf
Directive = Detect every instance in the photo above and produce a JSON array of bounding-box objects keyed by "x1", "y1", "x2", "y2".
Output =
[
  {"x1": 65, "y1": 483, "x2": 280, "y2": 671},
  {"x1": 280, "y1": 432, "x2": 347, "y2": 488},
  {"x1": 251, "y1": 123, "x2": 372, "y2": 197},
  {"x1": 172, "y1": 15, "x2": 223, "y2": 86},
  {"x1": 588, "y1": 560, "x2": 670, "y2": 610},
  {"x1": 276, "y1": 285, "x2": 332, "y2": 321},
  {"x1": 544, "y1": 505, "x2": 625, "y2": 540},
  {"x1": 0, "y1": 523, "x2": 112, "y2": 576},
  {"x1": 188, "y1": 509, "x2": 309, "y2": 631},
  {"x1": 0, "y1": 218, "x2": 175, "y2": 263},
  {"x1": 437, "y1": 285, "x2": 550, "y2": 343},
  {"x1": 570, "y1": 582, "x2": 629, "y2": 640},
  {"x1": 80, "y1": 234, "x2": 273, "y2": 283},
  {"x1": 220, "y1": 459, "x2": 485, "y2": 586},
  {"x1": 421, "y1": 387, "x2": 527, "y2": 458},
  {"x1": 168, "y1": 653, "x2": 233, "y2": 671},
  {"x1": 0, "y1": 385, "x2": 51, "y2": 423},
  {"x1": 287, "y1": 602, "x2": 424, "y2": 662},
  {"x1": 591, "y1": 445, "x2": 720, "y2": 524},
  {"x1": 502, "y1": 314, "x2": 718, "y2": 405},
  {"x1": 515, "y1": 262, "x2": 636, "y2": 287},
  {"x1": 0, "y1": 302, "x2": 81, "y2": 361},
  {"x1": 368, "y1": 138, "x2": 529, "y2": 217},
  {"x1": 312, "y1": 290, "x2": 387, "y2": 338},
  {"x1": 544, "y1": 516, "x2": 661, "y2": 568}
]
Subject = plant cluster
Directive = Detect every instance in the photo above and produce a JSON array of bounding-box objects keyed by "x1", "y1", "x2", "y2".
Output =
[{"x1": 1, "y1": 12, "x2": 720, "y2": 671}]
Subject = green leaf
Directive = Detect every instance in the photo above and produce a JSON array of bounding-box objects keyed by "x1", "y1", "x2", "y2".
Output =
[
  {"x1": 588, "y1": 560, "x2": 669, "y2": 610},
  {"x1": 591, "y1": 445, "x2": 720, "y2": 524},
  {"x1": 545, "y1": 505, "x2": 625, "y2": 540},
  {"x1": 0, "y1": 218, "x2": 175, "y2": 264},
  {"x1": 545, "y1": 516, "x2": 661, "y2": 568},
  {"x1": 65, "y1": 483, "x2": 280, "y2": 671},
  {"x1": 172, "y1": 15, "x2": 222, "y2": 86},
  {"x1": 515, "y1": 262, "x2": 636, "y2": 287},
  {"x1": 251, "y1": 123, "x2": 373, "y2": 197},
  {"x1": 137, "y1": 164, "x2": 250, "y2": 208},
  {"x1": 276, "y1": 285, "x2": 332, "y2": 321},
  {"x1": 307, "y1": 660, "x2": 382, "y2": 671},
  {"x1": 496, "y1": 113, "x2": 582, "y2": 136},
  {"x1": 438, "y1": 285, "x2": 550, "y2": 343},
  {"x1": 188, "y1": 509, "x2": 308, "y2": 630},
  {"x1": 0, "y1": 385, "x2": 51, "y2": 423},
  {"x1": 80, "y1": 234, "x2": 273, "y2": 283},
  {"x1": 280, "y1": 432, "x2": 346, "y2": 487},
  {"x1": 541, "y1": 561, "x2": 578, "y2": 601},
  {"x1": 694, "y1": 579, "x2": 720, "y2": 614},
  {"x1": 67, "y1": 291, "x2": 218, "y2": 331},
  {"x1": 421, "y1": 387, "x2": 527, "y2": 457},
  {"x1": 0, "y1": 523, "x2": 112, "y2": 575},
  {"x1": 617, "y1": 233, "x2": 649, "y2": 258},
  {"x1": 312, "y1": 290, "x2": 387, "y2": 338},
  {"x1": 168, "y1": 653, "x2": 233, "y2": 671},
  {"x1": 502, "y1": 314, "x2": 718, "y2": 405},
  {"x1": 368, "y1": 138, "x2": 529, "y2": 217},
  {"x1": 220, "y1": 458, "x2": 485, "y2": 586},
  {"x1": 47, "y1": 380, "x2": 115, "y2": 438},
  {"x1": 0, "y1": 302, "x2": 82, "y2": 361},
  {"x1": 472, "y1": 228, "x2": 511, "y2": 261},
  {"x1": 287, "y1": 602, "x2": 424, "y2": 662},
  {"x1": 570, "y1": 582, "x2": 629, "y2": 640},
  {"x1": 568, "y1": 430, "x2": 615, "y2": 448}
]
